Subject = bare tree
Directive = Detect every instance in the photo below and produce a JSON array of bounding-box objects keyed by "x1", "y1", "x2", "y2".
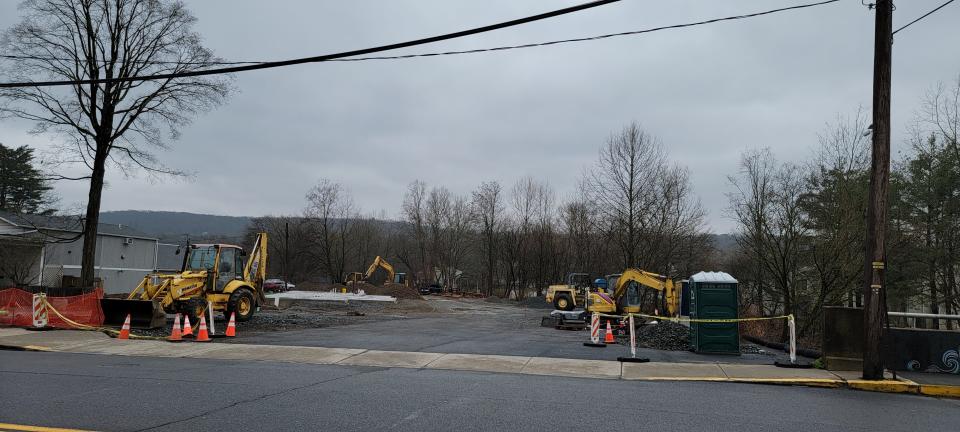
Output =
[
  {"x1": 471, "y1": 181, "x2": 503, "y2": 296},
  {"x1": 0, "y1": 0, "x2": 232, "y2": 287},
  {"x1": 400, "y1": 181, "x2": 429, "y2": 285},
  {"x1": 584, "y1": 122, "x2": 705, "y2": 276},
  {"x1": 304, "y1": 179, "x2": 355, "y2": 283},
  {"x1": 728, "y1": 149, "x2": 809, "y2": 337},
  {"x1": 585, "y1": 123, "x2": 666, "y2": 268}
]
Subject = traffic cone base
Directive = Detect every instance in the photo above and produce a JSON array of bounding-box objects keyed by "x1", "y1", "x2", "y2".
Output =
[
  {"x1": 182, "y1": 315, "x2": 194, "y2": 338},
  {"x1": 195, "y1": 315, "x2": 211, "y2": 342},
  {"x1": 603, "y1": 320, "x2": 616, "y2": 344},
  {"x1": 225, "y1": 312, "x2": 237, "y2": 337},
  {"x1": 168, "y1": 313, "x2": 183, "y2": 342},
  {"x1": 118, "y1": 314, "x2": 131, "y2": 340}
]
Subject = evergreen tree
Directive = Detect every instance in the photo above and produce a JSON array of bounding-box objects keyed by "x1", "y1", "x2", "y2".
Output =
[{"x1": 0, "y1": 143, "x2": 52, "y2": 214}]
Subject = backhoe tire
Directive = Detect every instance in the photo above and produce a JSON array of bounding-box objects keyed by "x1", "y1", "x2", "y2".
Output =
[
  {"x1": 554, "y1": 294, "x2": 574, "y2": 311},
  {"x1": 227, "y1": 289, "x2": 256, "y2": 322}
]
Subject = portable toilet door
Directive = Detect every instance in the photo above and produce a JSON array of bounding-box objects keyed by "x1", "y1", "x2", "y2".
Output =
[{"x1": 689, "y1": 271, "x2": 739, "y2": 354}]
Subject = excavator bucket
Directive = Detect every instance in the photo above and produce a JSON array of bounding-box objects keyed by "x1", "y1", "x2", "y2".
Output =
[{"x1": 100, "y1": 298, "x2": 167, "y2": 328}]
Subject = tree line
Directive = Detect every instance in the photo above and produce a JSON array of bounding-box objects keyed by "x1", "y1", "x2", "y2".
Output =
[
  {"x1": 250, "y1": 122, "x2": 716, "y2": 299},
  {"x1": 727, "y1": 76, "x2": 960, "y2": 337}
]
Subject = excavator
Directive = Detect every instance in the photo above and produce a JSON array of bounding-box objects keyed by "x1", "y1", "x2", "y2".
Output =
[
  {"x1": 586, "y1": 268, "x2": 678, "y2": 317},
  {"x1": 346, "y1": 256, "x2": 408, "y2": 286},
  {"x1": 100, "y1": 233, "x2": 268, "y2": 328},
  {"x1": 547, "y1": 268, "x2": 678, "y2": 317}
]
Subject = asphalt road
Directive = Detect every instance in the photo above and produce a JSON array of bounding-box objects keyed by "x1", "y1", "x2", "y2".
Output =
[
  {"x1": 238, "y1": 298, "x2": 782, "y2": 364},
  {"x1": 3, "y1": 350, "x2": 958, "y2": 432}
]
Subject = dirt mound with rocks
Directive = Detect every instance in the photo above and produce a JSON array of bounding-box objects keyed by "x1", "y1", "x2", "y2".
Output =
[
  {"x1": 635, "y1": 321, "x2": 690, "y2": 351},
  {"x1": 356, "y1": 282, "x2": 423, "y2": 300}
]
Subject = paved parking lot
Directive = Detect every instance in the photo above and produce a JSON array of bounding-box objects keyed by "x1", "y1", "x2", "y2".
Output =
[{"x1": 239, "y1": 297, "x2": 784, "y2": 364}]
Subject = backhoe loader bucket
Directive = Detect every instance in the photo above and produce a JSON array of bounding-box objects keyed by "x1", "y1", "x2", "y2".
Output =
[{"x1": 100, "y1": 299, "x2": 167, "y2": 328}]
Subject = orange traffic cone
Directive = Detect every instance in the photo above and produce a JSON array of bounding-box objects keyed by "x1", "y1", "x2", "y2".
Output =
[
  {"x1": 118, "y1": 314, "x2": 131, "y2": 339},
  {"x1": 168, "y1": 314, "x2": 183, "y2": 342},
  {"x1": 603, "y1": 320, "x2": 616, "y2": 344},
  {"x1": 182, "y1": 315, "x2": 194, "y2": 338},
  {"x1": 195, "y1": 315, "x2": 211, "y2": 342},
  {"x1": 225, "y1": 312, "x2": 237, "y2": 337}
]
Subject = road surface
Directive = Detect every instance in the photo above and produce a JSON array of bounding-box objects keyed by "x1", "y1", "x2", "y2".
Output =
[{"x1": 2, "y1": 350, "x2": 957, "y2": 432}]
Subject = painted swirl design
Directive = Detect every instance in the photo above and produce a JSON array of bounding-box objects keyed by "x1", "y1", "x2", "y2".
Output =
[{"x1": 942, "y1": 348, "x2": 959, "y2": 374}]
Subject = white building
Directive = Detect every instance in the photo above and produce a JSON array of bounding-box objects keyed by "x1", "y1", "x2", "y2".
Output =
[{"x1": 0, "y1": 211, "x2": 180, "y2": 294}]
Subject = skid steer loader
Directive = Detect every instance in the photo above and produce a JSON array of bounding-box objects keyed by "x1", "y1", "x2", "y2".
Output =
[{"x1": 100, "y1": 233, "x2": 268, "y2": 328}]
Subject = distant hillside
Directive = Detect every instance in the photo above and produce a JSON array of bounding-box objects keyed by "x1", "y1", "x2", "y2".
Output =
[{"x1": 99, "y1": 210, "x2": 251, "y2": 242}]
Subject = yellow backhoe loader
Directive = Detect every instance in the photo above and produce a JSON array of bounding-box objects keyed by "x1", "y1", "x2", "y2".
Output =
[
  {"x1": 100, "y1": 233, "x2": 268, "y2": 328},
  {"x1": 346, "y1": 256, "x2": 407, "y2": 286}
]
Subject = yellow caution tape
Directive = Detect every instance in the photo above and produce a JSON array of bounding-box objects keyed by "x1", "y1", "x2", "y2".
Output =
[{"x1": 596, "y1": 312, "x2": 792, "y2": 324}]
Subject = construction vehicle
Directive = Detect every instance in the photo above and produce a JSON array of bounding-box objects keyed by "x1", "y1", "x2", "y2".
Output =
[
  {"x1": 544, "y1": 273, "x2": 592, "y2": 310},
  {"x1": 546, "y1": 268, "x2": 678, "y2": 316},
  {"x1": 346, "y1": 256, "x2": 407, "y2": 286},
  {"x1": 100, "y1": 233, "x2": 268, "y2": 328},
  {"x1": 588, "y1": 268, "x2": 678, "y2": 316}
]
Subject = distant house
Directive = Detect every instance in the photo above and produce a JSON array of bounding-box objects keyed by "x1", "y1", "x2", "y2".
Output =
[{"x1": 0, "y1": 211, "x2": 181, "y2": 294}]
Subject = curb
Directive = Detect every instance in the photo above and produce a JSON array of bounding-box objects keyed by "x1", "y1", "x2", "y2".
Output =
[
  {"x1": 918, "y1": 384, "x2": 960, "y2": 398},
  {"x1": 3, "y1": 338, "x2": 959, "y2": 398},
  {"x1": 846, "y1": 379, "x2": 920, "y2": 395},
  {"x1": 0, "y1": 343, "x2": 52, "y2": 352}
]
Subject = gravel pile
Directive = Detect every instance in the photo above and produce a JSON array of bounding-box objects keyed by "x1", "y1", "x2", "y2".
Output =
[
  {"x1": 635, "y1": 321, "x2": 690, "y2": 351},
  {"x1": 518, "y1": 296, "x2": 552, "y2": 309}
]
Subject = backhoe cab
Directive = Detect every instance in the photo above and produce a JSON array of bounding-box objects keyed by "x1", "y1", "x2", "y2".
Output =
[{"x1": 101, "y1": 233, "x2": 268, "y2": 328}]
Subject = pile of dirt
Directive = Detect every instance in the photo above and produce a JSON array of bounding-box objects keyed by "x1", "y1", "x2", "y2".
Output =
[
  {"x1": 357, "y1": 282, "x2": 423, "y2": 300},
  {"x1": 635, "y1": 321, "x2": 690, "y2": 351},
  {"x1": 518, "y1": 296, "x2": 552, "y2": 309}
]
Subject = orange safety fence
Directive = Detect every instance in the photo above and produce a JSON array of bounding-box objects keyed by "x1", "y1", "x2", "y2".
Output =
[{"x1": 0, "y1": 287, "x2": 104, "y2": 328}]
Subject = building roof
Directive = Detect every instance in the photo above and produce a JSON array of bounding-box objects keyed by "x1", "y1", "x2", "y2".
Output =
[{"x1": 0, "y1": 210, "x2": 156, "y2": 240}]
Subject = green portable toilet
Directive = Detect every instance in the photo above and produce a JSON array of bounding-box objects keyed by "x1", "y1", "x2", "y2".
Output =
[{"x1": 689, "y1": 271, "x2": 739, "y2": 354}]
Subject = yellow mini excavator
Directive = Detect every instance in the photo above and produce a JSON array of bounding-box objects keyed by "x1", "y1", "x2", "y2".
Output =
[
  {"x1": 101, "y1": 233, "x2": 268, "y2": 328},
  {"x1": 346, "y1": 256, "x2": 408, "y2": 286},
  {"x1": 586, "y1": 268, "x2": 678, "y2": 317}
]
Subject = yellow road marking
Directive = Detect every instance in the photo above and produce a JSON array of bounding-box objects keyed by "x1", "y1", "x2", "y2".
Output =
[{"x1": 0, "y1": 423, "x2": 95, "y2": 432}]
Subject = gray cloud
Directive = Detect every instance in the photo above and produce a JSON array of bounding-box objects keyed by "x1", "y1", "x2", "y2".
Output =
[{"x1": 1, "y1": 0, "x2": 958, "y2": 232}]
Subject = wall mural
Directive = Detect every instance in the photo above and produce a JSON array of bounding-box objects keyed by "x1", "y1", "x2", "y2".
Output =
[{"x1": 906, "y1": 346, "x2": 960, "y2": 374}]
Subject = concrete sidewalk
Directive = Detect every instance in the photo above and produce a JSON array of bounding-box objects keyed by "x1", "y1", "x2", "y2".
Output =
[{"x1": 2, "y1": 327, "x2": 955, "y2": 397}]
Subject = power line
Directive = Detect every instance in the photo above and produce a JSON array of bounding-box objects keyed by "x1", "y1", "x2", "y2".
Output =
[
  {"x1": 0, "y1": 0, "x2": 620, "y2": 88},
  {"x1": 0, "y1": 0, "x2": 843, "y2": 88},
  {"x1": 329, "y1": 0, "x2": 842, "y2": 63},
  {"x1": 0, "y1": 0, "x2": 841, "y2": 69},
  {"x1": 893, "y1": 0, "x2": 956, "y2": 34}
]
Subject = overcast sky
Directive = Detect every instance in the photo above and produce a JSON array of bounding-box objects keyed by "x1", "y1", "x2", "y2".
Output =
[{"x1": 1, "y1": 0, "x2": 958, "y2": 233}]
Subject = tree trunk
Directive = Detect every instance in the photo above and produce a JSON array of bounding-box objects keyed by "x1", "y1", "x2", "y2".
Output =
[{"x1": 80, "y1": 146, "x2": 109, "y2": 288}]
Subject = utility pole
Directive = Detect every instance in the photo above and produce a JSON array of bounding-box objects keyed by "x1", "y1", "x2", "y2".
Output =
[
  {"x1": 863, "y1": 0, "x2": 893, "y2": 380},
  {"x1": 284, "y1": 222, "x2": 290, "y2": 290}
]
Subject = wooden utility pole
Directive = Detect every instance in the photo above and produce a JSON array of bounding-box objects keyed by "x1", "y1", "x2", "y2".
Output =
[{"x1": 863, "y1": 0, "x2": 893, "y2": 380}]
